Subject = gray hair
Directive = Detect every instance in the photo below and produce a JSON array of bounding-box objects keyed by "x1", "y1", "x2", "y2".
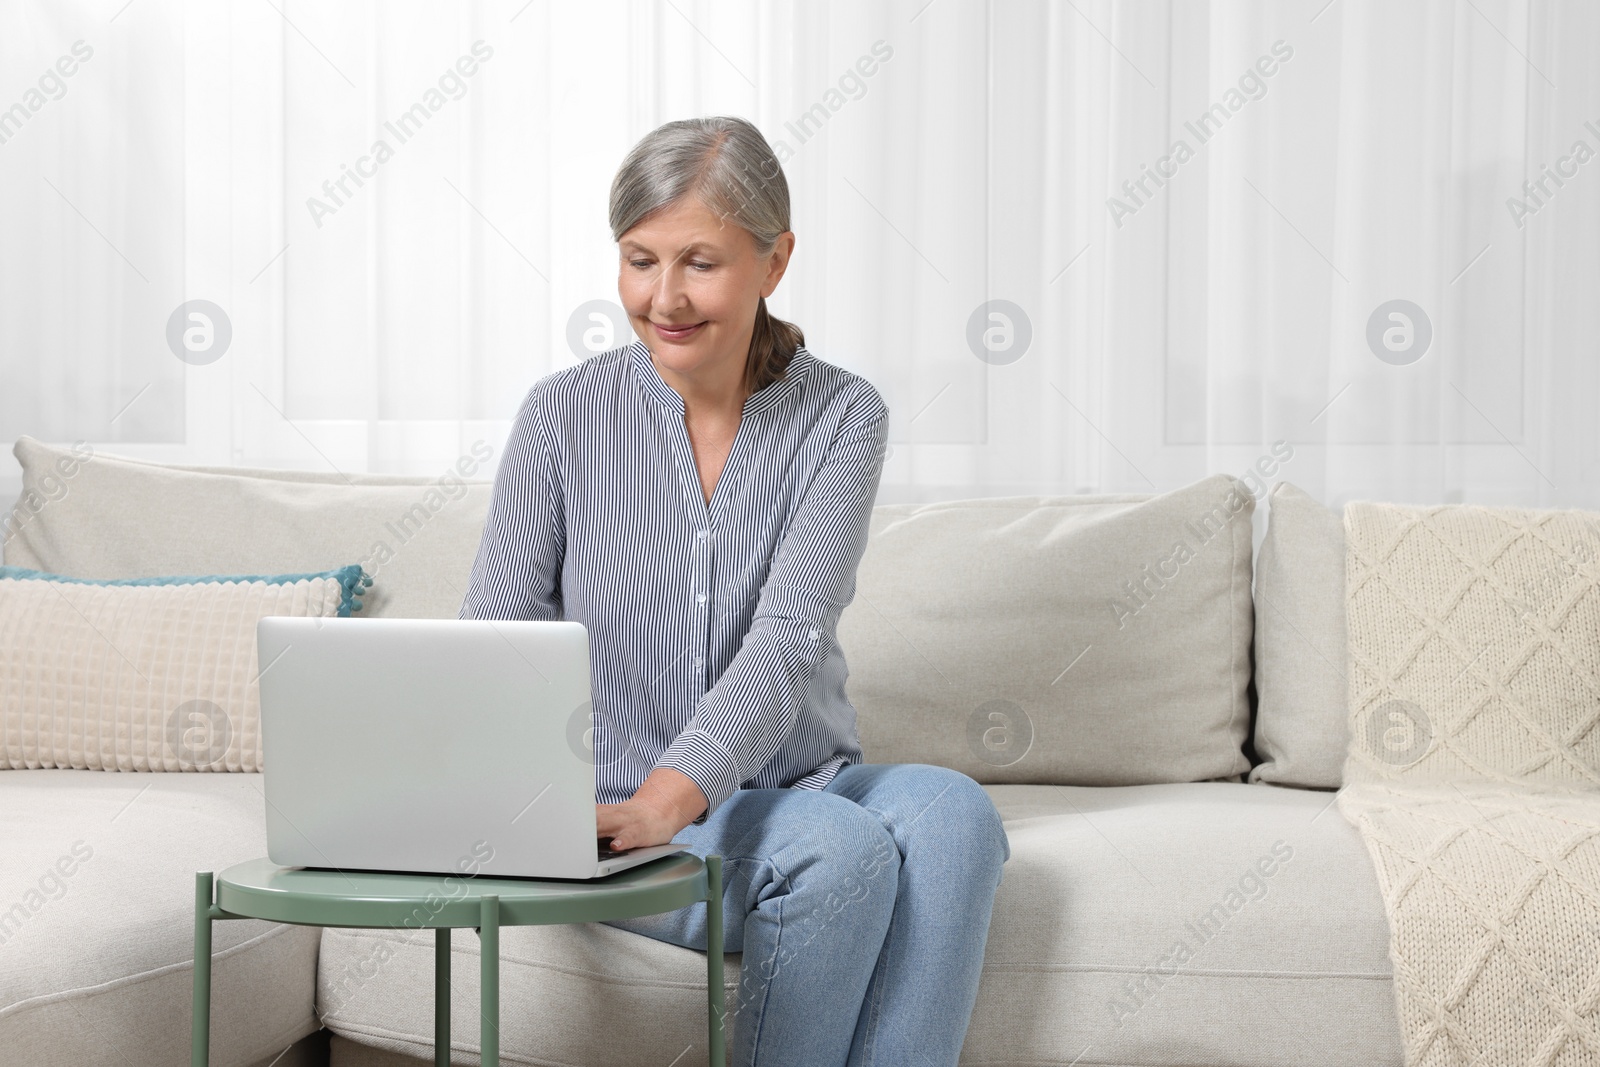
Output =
[{"x1": 609, "y1": 116, "x2": 803, "y2": 396}]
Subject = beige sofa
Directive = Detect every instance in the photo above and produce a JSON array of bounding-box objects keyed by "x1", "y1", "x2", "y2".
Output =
[{"x1": 0, "y1": 436, "x2": 1401, "y2": 1066}]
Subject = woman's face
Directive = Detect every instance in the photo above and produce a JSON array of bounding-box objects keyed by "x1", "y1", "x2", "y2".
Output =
[{"x1": 617, "y1": 195, "x2": 792, "y2": 395}]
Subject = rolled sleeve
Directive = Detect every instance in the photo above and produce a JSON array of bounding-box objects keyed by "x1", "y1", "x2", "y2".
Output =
[{"x1": 655, "y1": 391, "x2": 888, "y2": 821}]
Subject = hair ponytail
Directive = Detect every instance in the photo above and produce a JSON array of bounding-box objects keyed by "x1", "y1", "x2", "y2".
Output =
[{"x1": 745, "y1": 296, "x2": 804, "y2": 397}]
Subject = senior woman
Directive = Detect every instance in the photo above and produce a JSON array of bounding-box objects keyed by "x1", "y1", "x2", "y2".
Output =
[{"x1": 461, "y1": 115, "x2": 1010, "y2": 1067}]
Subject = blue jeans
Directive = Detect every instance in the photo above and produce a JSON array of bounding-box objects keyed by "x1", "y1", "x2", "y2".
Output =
[{"x1": 599, "y1": 762, "x2": 1011, "y2": 1067}]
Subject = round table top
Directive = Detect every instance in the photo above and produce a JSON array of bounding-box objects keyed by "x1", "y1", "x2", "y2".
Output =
[{"x1": 213, "y1": 853, "x2": 709, "y2": 929}]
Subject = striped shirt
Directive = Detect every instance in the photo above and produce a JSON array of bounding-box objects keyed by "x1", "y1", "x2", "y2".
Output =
[{"x1": 460, "y1": 338, "x2": 889, "y2": 823}]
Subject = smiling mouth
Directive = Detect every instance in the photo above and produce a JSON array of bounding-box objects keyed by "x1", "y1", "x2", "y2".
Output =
[{"x1": 653, "y1": 320, "x2": 706, "y2": 339}]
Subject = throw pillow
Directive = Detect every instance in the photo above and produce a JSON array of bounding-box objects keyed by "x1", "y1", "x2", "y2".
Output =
[
  {"x1": 1248, "y1": 482, "x2": 1349, "y2": 788},
  {"x1": 839, "y1": 474, "x2": 1255, "y2": 785},
  {"x1": 1343, "y1": 501, "x2": 1600, "y2": 783},
  {"x1": 3, "y1": 435, "x2": 492, "y2": 619},
  {"x1": 0, "y1": 564, "x2": 367, "y2": 772}
]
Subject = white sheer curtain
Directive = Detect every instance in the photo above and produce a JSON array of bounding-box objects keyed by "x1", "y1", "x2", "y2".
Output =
[{"x1": 1, "y1": 0, "x2": 1593, "y2": 512}]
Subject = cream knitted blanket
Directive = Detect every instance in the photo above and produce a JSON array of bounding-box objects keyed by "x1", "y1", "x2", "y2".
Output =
[{"x1": 1338, "y1": 501, "x2": 1600, "y2": 1066}]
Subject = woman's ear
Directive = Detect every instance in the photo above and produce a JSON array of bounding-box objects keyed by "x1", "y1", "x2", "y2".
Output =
[{"x1": 761, "y1": 231, "x2": 796, "y2": 298}]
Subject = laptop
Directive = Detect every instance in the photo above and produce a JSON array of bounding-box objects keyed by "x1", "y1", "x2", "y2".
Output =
[{"x1": 256, "y1": 616, "x2": 688, "y2": 880}]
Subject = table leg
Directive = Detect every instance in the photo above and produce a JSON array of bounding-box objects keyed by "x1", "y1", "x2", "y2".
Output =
[
  {"x1": 192, "y1": 872, "x2": 213, "y2": 1067},
  {"x1": 706, "y1": 855, "x2": 725, "y2": 1067},
  {"x1": 435, "y1": 927, "x2": 450, "y2": 1066},
  {"x1": 480, "y1": 896, "x2": 499, "y2": 1067}
]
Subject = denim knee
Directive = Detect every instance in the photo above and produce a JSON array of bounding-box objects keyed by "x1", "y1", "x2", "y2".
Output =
[
  {"x1": 761, "y1": 793, "x2": 902, "y2": 902},
  {"x1": 908, "y1": 764, "x2": 1012, "y2": 865},
  {"x1": 742, "y1": 793, "x2": 901, "y2": 969}
]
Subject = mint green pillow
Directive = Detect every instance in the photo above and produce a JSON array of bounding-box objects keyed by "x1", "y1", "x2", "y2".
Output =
[{"x1": 0, "y1": 563, "x2": 371, "y2": 616}]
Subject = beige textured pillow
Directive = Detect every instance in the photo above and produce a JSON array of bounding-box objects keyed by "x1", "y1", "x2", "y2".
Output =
[
  {"x1": 1248, "y1": 483, "x2": 1349, "y2": 788},
  {"x1": 839, "y1": 475, "x2": 1255, "y2": 785},
  {"x1": 0, "y1": 566, "x2": 362, "y2": 771},
  {"x1": 3, "y1": 436, "x2": 492, "y2": 619},
  {"x1": 1343, "y1": 500, "x2": 1600, "y2": 784}
]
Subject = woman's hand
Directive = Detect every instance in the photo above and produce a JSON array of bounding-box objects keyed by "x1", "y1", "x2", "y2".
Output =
[{"x1": 596, "y1": 766, "x2": 709, "y2": 851}]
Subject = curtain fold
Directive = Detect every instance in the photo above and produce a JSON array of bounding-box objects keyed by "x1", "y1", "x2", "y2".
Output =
[{"x1": 0, "y1": 0, "x2": 1592, "y2": 510}]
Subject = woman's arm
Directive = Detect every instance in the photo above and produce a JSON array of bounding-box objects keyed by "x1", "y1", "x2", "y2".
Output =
[{"x1": 459, "y1": 382, "x2": 565, "y2": 621}]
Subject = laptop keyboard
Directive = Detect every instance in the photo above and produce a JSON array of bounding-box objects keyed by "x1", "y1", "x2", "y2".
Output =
[{"x1": 598, "y1": 840, "x2": 632, "y2": 860}]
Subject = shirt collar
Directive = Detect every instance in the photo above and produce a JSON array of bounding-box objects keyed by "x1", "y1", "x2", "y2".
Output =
[{"x1": 628, "y1": 338, "x2": 809, "y2": 417}]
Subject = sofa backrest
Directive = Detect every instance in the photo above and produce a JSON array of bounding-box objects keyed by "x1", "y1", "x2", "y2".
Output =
[
  {"x1": 5, "y1": 437, "x2": 1270, "y2": 788},
  {"x1": 3, "y1": 436, "x2": 491, "y2": 620}
]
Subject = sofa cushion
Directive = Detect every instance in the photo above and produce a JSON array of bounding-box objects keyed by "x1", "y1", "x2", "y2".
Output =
[
  {"x1": 0, "y1": 565, "x2": 364, "y2": 772},
  {"x1": 1344, "y1": 498, "x2": 1600, "y2": 782},
  {"x1": 1248, "y1": 483, "x2": 1349, "y2": 788},
  {"x1": 316, "y1": 781, "x2": 1402, "y2": 1067},
  {"x1": 839, "y1": 475, "x2": 1255, "y2": 785},
  {"x1": 0, "y1": 770, "x2": 319, "y2": 1067},
  {"x1": 3, "y1": 436, "x2": 493, "y2": 619}
]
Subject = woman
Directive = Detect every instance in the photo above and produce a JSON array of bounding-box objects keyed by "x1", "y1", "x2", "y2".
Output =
[{"x1": 461, "y1": 115, "x2": 1010, "y2": 1066}]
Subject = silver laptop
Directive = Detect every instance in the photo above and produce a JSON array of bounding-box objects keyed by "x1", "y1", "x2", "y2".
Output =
[{"x1": 257, "y1": 616, "x2": 687, "y2": 880}]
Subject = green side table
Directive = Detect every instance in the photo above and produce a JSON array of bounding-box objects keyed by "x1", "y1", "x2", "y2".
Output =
[{"x1": 191, "y1": 854, "x2": 725, "y2": 1067}]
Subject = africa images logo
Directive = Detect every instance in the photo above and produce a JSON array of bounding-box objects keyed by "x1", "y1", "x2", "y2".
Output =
[
  {"x1": 1106, "y1": 40, "x2": 1294, "y2": 227},
  {"x1": 305, "y1": 41, "x2": 495, "y2": 228}
]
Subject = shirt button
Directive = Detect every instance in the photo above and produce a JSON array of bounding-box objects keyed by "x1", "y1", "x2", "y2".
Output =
[
  {"x1": 696, "y1": 592, "x2": 707, "y2": 604},
  {"x1": 697, "y1": 529, "x2": 708, "y2": 540},
  {"x1": 693, "y1": 654, "x2": 703, "y2": 666},
  {"x1": 808, "y1": 628, "x2": 820, "y2": 641}
]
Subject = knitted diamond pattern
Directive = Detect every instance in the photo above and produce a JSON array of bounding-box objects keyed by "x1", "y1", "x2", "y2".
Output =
[{"x1": 1338, "y1": 501, "x2": 1600, "y2": 1067}]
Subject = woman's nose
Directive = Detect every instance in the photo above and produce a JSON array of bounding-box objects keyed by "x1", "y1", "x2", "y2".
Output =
[{"x1": 652, "y1": 261, "x2": 689, "y2": 312}]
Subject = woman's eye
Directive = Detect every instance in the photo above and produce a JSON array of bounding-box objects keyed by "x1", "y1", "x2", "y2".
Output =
[{"x1": 628, "y1": 259, "x2": 710, "y2": 271}]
